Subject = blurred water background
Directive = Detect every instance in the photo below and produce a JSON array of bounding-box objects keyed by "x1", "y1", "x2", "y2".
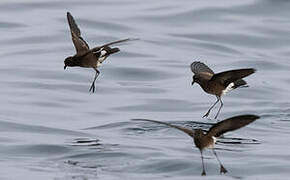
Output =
[{"x1": 0, "y1": 0, "x2": 290, "y2": 179}]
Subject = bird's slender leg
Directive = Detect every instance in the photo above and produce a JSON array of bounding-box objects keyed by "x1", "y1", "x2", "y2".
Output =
[
  {"x1": 212, "y1": 149, "x2": 227, "y2": 174},
  {"x1": 214, "y1": 97, "x2": 223, "y2": 119},
  {"x1": 89, "y1": 68, "x2": 100, "y2": 93},
  {"x1": 203, "y1": 96, "x2": 220, "y2": 118},
  {"x1": 200, "y1": 150, "x2": 206, "y2": 176}
]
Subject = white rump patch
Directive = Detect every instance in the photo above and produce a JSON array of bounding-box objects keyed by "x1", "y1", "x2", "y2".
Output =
[
  {"x1": 101, "y1": 50, "x2": 107, "y2": 56},
  {"x1": 97, "y1": 50, "x2": 107, "y2": 63},
  {"x1": 222, "y1": 82, "x2": 234, "y2": 95},
  {"x1": 212, "y1": 136, "x2": 217, "y2": 144}
]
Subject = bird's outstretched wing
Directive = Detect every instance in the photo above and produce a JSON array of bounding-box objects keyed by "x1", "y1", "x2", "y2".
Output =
[
  {"x1": 210, "y1": 68, "x2": 256, "y2": 88},
  {"x1": 207, "y1": 115, "x2": 259, "y2": 137},
  {"x1": 190, "y1": 61, "x2": 214, "y2": 75},
  {"x1": 67, "y1": 12, "x2": 89, "y2": 55},
  {"x1": 133, "y1": 119, "x2": 195, "y2": 138}
]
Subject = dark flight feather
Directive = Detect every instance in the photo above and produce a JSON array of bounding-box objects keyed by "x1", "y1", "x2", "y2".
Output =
[
  {"x1": 210, "y1": 68, "x2": 256, "y2": 87},
  {"x1": 207, "y1": 115, "x2": 259, "y2": 137},
  {"x1": 233, "y1": 79, "x2": 248, "y2": 88},
  {"x1": 67, "y1": 12, "x2": 89, "y2": 55}
]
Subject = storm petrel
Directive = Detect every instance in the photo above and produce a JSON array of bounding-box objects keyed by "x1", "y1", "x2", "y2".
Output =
[
  {"x1": 64, "y1": 12, "x2": 132, "y2": 92},
  {"x1": 190, "y1": 61, "x2": 256, "y2": 119},
  {"x1": 134, "y1": 114, "x2": 259, "y2": 176}
]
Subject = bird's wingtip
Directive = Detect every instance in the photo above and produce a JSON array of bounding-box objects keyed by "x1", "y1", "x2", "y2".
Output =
[
  {"x1": 251, "y1": 114, "x2": 260, "y2": 119},
  {"x1": 128, "y1": 38, "x2": 140, "y2": 41},
  {"x1": 241, "y1": 114, "x2": 260, "y2": 121}
]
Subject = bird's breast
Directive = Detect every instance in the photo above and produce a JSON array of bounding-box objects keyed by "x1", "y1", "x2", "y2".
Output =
[
  {"x1": 79, "y1": 54, "x2": 98, "y2": 68},
  {"x1": 194, "y1": 136, "x2": 215, "y2": 150},
  {"x1": 199, "y1": 82, "x2": 217, "y2": 96},
  {"x1": 207, "y1": 81, "x2": 225, "y2": 96}
]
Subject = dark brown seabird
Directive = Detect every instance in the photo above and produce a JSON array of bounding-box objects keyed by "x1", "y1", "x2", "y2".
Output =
[
  {"x1": 64, "y1": 12, "x2": 132, "y2": 92},
  {"x1": 134, "y1": 114, "x2": 259, "y2": 176},
  {"x1": 190, "y1": 61, "x2": 256, "y2": 119}
]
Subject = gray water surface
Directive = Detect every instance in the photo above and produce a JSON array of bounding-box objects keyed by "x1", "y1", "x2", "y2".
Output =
[{"x1": 0, "y1": 0, "x2": 290, "y2": 179}]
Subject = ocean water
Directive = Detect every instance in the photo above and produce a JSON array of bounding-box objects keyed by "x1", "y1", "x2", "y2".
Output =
[{"x1": 0, "y1": 0, "x2": 290, "y2": 179}]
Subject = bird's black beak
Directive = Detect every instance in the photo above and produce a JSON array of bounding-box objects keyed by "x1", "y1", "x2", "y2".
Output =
[
  {"x1": 191, "y1": 81, "x2": 194, "y2": 86},
  {"x1": 64, "y1": 65, "x2": 67, "y2": 70}
]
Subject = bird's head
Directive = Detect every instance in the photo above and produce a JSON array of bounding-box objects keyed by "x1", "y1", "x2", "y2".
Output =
[
  {"x1": 64, "y1": 56, "x2": 75, "y2": 70},
  {"x1": 191, "y1": 75, "x2": 198, "y2": 85}
]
